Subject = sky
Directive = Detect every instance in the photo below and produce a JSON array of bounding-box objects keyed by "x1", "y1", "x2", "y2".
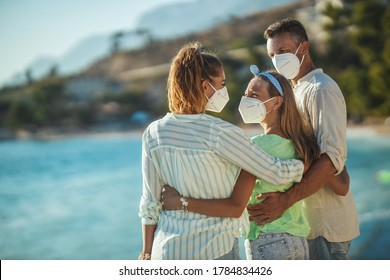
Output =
[{"x1": 0, "y1": 0, "x2": 189, "y2": 86}]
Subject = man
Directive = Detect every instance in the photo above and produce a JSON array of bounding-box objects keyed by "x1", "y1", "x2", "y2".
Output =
[{"x1": 247, "y1": 18, "x2": 360, "y2": 259}]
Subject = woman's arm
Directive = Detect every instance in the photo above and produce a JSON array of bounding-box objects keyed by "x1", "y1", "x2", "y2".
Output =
[
  {"x1": 324, "y1": 166, "x2": 350, "y2": 196},
  {"x1": 139, "y1": 224, "x2": 156, "y2": 260},
  {"x1": 162, "y1": 169, "x2": 256, "y2": 218},
  {"x1": 217, "y1": 127, "x2": 304, "y2": 186}
]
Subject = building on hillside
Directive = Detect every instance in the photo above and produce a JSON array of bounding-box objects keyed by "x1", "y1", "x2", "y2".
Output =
[{"x1": 65, "y1": 75, "x2": 124, "y2": 101}]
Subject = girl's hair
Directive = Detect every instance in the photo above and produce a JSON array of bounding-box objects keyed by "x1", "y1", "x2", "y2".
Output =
[
  {"x1": 167, "y1": 42, "x2": 223, "y2": 114},
  {"x1": 258, "y1": 70, "x2": 320, "y2": 165}
]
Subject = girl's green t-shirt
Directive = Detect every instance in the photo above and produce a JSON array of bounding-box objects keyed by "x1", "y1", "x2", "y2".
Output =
[{"x1": 245, "y1": 134, "x2": 310, "y2": 240}]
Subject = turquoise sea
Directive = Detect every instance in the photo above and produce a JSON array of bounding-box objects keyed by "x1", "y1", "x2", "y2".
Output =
[{"x1": 0, "y1": 129, "x2": 389, "y2": 260}]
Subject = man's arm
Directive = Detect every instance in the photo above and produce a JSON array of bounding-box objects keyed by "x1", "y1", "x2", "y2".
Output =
[
  {"x1": 247, "y1": 153, "x2": 336, "y2": 225},
  {"x1": 325, "y1": 165, "x2": 349, "y2": 196}
]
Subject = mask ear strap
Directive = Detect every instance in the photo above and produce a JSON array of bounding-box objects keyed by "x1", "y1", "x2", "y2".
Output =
[
  {"x1": 296, "y1": 43, "x2": 306, "y2": 66},
  {"x1": 207, "y1": 82, "x2": 217, "y2": 91},
  {"x1": 294, "y1": 43, "x2": 302, "y2": 55},
  {"x1": 299, "y1": 54, "x2": 305, "y2": 67}
]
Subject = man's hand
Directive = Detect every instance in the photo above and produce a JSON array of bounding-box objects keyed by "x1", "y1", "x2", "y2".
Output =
[{"x1": 247, "y1": 192, "x2": 289, "y2": 225}]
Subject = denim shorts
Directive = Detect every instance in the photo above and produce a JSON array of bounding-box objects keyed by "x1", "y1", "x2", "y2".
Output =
[
  {"x1": 245, "y1": 232, "x2": 309, "y2": 260},
  {"x1": 215, "y1": 238, "x2": 241, "y2": 260},
  {"x1": 308, "y1": 236, "x2": 351, "y2": 260}
]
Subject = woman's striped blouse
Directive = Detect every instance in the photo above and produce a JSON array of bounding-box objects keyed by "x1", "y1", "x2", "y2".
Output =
[{"x1": 139, "y1": 113, "x2": 303, "y2": 259}]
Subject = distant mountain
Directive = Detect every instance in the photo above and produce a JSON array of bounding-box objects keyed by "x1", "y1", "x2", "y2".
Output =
[
  {"x1": 58, "y1": 34, "x2": 111, "y2": 74},
  {"x1": 4, "y1": 0, "x2": 297, "y2": 86},
  {"x1": 137, "y1": 0, "x2": 297, "y2": 39},
  {"x1": 5, "y1": 56, "x2": 56, "y2": 86}
]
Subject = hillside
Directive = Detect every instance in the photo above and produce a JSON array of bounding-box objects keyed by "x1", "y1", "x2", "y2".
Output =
[
  {"x1": 0, "y1": 0, "x2": 313, "y2": 139},
  {"x1": 83, "y1": 1, "x2": 310, "y2": 81}
]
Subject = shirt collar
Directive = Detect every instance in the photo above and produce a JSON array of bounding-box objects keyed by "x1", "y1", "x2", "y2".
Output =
[
  {"x1": 294, "y1": 68, "x2": 323, "y2": 88},
  {"x1": 167, "y1": 112, "x2": 210, "y2": 122}
]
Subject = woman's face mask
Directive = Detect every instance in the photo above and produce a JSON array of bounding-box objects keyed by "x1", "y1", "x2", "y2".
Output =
[
  {"x1": 271, "y1": 43, "x2": 305, "y2": 80},
  {"x1": 238, "y1": 96, "x2": 276, "y2": 123},
  {"x1": 205, "y1": 83, "x2": 229, "y2": 113}
]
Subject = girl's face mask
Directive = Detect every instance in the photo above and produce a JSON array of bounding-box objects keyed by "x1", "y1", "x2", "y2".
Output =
[{"x1": 238, "y1": 96, "x2": 276, "y2": 123}]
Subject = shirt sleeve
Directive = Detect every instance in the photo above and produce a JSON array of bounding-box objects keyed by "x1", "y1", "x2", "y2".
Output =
[
  {"x1": 215, "y1": 126, "x2": 304, "y2": 185},
  {"x1": 139, "y1": 129, "x2": 163, "y2": 225},
  {"x1": 307, "y1": 87, "x2": 347, "y2": 174}
]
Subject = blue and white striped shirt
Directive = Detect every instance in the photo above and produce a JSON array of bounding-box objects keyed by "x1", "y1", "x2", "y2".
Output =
[{"x1": 139, "y1": 113, "x2": 303, "y2": 259}]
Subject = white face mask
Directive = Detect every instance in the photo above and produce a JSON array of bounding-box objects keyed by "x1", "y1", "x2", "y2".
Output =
[
  {"x1": 271, "y1": 43, "x2": 305, "y2": 80},
  {"x1": 205, "y1": 83, "x2": 229, "y2": 112},
  {"x1": 238, "y1": 96, "x2": 276, "y2": 124}
]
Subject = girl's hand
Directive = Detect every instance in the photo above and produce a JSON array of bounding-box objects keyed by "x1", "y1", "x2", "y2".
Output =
[{"x1": 161, "y1": 185, "x2": 182, "y2": 210}]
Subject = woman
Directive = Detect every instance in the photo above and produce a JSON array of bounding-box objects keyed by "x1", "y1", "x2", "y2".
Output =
[
  {"x1": 138, "y1": 43, "x2": 305, "y2": 260},
  {"x1": 161, "y1": 65, "x2": 349, "y2": 260}
]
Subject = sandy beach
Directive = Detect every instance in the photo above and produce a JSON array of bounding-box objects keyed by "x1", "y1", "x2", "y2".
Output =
[
  {"x1": 243, "y1": 123, "x2": 390, "y2": 138},
  {"x1": 346, "y1": 124, "x2": 390, "y2": 137},
  {"x1": 2, "y1": 119, "x2": 390, "y2": 141}
]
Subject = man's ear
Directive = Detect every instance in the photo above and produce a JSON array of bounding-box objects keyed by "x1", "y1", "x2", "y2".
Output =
[{"x1": 302, "y1": 41, "x2": 309, "y2": 55}]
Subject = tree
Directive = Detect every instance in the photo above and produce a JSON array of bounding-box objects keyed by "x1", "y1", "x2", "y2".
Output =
[
  {"x1": 350, "y1": 0, "x2": 390, "y2": 116},
  {"x1": 110, "y1": 31, "x2": 125, "y2": 54},
  {"x1": 320, "y1": 0, "x2": 390, "y2": 119}
]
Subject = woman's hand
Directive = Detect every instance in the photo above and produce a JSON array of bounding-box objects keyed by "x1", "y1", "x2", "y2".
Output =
[{"x1": 161, "y1": 185, "x2": 182, "y2": 210}]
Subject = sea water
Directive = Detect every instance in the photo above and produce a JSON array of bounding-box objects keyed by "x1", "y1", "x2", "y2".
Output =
[{"x1": 0, "y1": 130, "x2": 389, "y2": 260}]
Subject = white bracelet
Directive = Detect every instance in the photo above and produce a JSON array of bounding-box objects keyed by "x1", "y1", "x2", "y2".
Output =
[
  {"x1": 138, "y1": 252, "x2": 151, "y2": 260},
  {"x1": 180, "y1": 196, "x2": 188, "y2": 217}
]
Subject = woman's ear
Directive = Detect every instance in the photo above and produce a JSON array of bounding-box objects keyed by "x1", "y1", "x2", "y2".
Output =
[{"x1": 202, "y1": 80, "x2": 208, "y2": 91}]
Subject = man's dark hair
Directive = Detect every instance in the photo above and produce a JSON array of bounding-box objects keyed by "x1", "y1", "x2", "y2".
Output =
[{"x1": 264, "y1": 18, "x2": 309, "y2": 43}]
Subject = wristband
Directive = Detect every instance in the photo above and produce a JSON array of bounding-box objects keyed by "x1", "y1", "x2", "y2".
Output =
[
  {"x1": 180, "y1": 196, "x2": 188, "y2": 217},
  {"x1": 138, "y1": 252, "x2": 151, "y2": 260}
]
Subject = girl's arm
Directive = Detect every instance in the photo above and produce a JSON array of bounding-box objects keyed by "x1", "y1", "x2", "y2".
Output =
[
  {"x1": 324, "y1": 165, "x2": 350, "y2": 196},
  {"x1": 161, "y1": 169, "x2": 256, "y2": 218}
]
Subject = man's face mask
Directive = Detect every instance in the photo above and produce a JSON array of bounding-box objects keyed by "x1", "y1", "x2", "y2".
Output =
[{"x1": 271, "y1": 43, "x2": 305, "y2": 80}]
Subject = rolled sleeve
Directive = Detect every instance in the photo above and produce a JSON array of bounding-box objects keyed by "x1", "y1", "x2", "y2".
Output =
[
  {"x1": 138, "y1": 130, "x2": 163, "y2": 225},
  {"x1": 308, "y1": 88, "x2": 347, "y2": 174}
]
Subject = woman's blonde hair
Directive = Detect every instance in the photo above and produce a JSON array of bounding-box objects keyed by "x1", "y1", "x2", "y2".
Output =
[
  {"x1": 258, "y1": 71, "x2": 320, "y2": 165},
  {"x1": 167, "y1": 42, "x2": 223, "y2": 114}
]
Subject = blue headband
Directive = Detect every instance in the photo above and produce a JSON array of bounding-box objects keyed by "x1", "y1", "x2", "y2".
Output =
[{"x1": 249, "y1": 65, "x2": 284, "y2": 97}]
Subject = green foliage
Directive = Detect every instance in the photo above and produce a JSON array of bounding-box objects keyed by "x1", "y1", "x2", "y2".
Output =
[
  {"x1": 4, "y1": 99, "x2": 35, "y2": 129},
  {"x1": 320, "y1": 0, "x2": 390, "y2": 121},
  {"x1": 32, "y1": 81, "x2": 65, "y2": 125},
  {"x1": 219, "y1": 57, "x2": 247, "y2": 123},
  {"x1": 337, "y1": 66, "x2": 369, "y2": 121}
]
